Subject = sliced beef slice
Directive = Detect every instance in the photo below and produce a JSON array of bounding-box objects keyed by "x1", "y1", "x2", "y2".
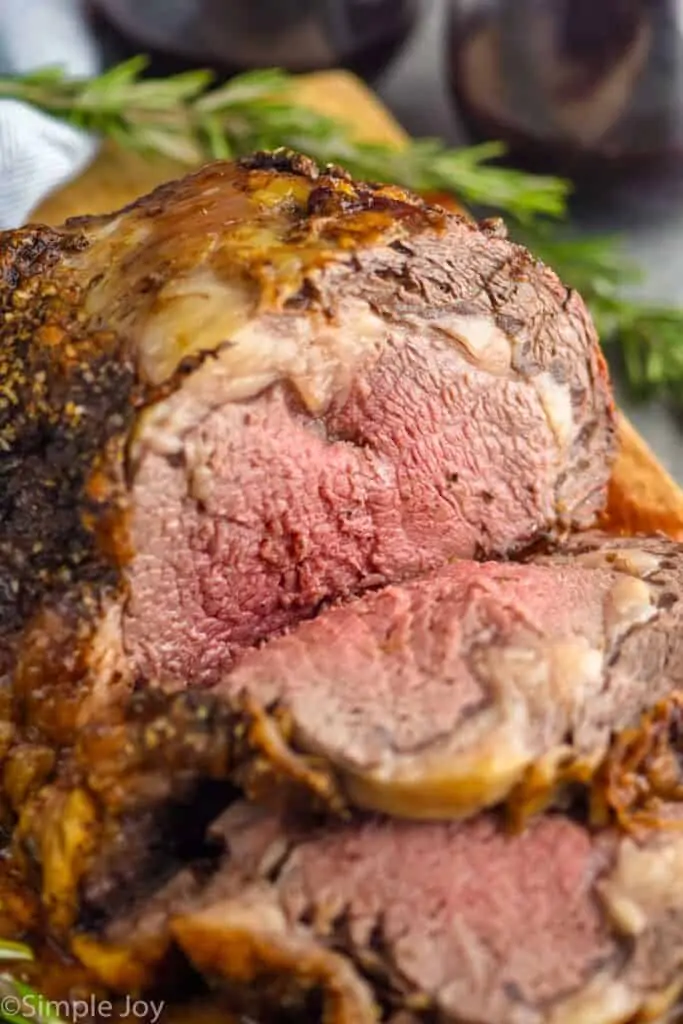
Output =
[
  {"x1": 212, "y1": 531, "x2": 683, "y2": 819},
  {"x1": 1, "y1": 151, "x2": 615, "y2": 707},
  {"x1": 74, "y1": 801, "x2": 683, "y2": 1024}
]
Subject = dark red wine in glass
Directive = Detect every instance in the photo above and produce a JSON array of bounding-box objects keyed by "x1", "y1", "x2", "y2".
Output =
[
  {"x1": 88, "y1": 0, "x2": 421, "y2": 82},
  {"x1": 447, "y1": 0, "x2": 683, "y2": 190}
]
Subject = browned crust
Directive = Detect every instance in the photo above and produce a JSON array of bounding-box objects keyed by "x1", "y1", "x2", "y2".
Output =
[
  {"x1": 11, "y1": 687, "x2": 343, "y2": 936},
  {"x1": 171, "y1": 896, "x2": 379, "y2": 1024},
  {"x1": 64, "y1": 149, "x2": 448, "y2": 247},
  {"x1": 590, "y1": 692, "x2": 683, "y2": 832},
  {"x1": 0, "y1": 226, "x2": 136, "y2": 643}
]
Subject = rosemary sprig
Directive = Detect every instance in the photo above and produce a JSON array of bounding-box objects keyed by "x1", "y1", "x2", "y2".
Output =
[
  {"x1": 0, "y1": 941, "x2": 66, "y2": 1024},
  {"x1": 1, "y1": 57, "x2": 682, "y2": 404},
  {"x1": 0, "y1": 59, "x2": 569, "y2": 219},
  {"x1": 0, "y1": 942, "x2": 32, "y2": 966},
  {"x1": 0, "y1": 976, "x2": 66, "y2": 1024}
]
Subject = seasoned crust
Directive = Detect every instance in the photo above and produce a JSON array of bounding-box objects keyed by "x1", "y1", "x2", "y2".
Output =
[
  {"x1": 65, "y1": 149, "x2": 446, "y2": 249},
  {"x1": 0, "y1": 226, "x2": 135, "y2": 641},
  {"x1": 12, "y1": 685, "x2": 342, "y2": 934}
]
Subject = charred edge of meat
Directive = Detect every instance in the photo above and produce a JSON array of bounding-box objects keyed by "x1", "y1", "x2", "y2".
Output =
[
  {"x1": 77, "y1": 784, "x2": 233, "y2": 935},
  {"x1": 67, "y1": 150, "x2": 447, "y2": 239},
  {"x1": 478, "y1": 216, "x2": 508, "y2": 239},
  {"x1": 590, "y1": 692, "x2": 683, "y2": 831},
  {"x1": 505, "y1": 750, "x2": 599, "y2": 834},
  {"x1": 74, "y1": 689, "x2": 344, "y2": 819},
  {"x1": 237, "y1": 148, "x2": 326, "y2": 179},
  {"x1": 0, "y1": 226, "x2": 83, "y2": 281},
  {"x1": 73, "y1": 690, "x2": 249, "y2": 926},
  {"x1": 188, "y1": 972, "x2": 334, "y2": 1024},
  {"x1": 12, "y1": 688, "x2": 345, "y2": 935},
  {"x1": 8, "y1": 590, "x2": 117, "y2": 753},
  {"x1": 74, "y1": 689, "x2": 347, "y2": 924},
  {"x1": 236, "y1": 149, "x2": 438, "y2": 218},
  {"x1": 507, "y1": 692, "x2": 683, "y2": 836},
  {"x1": 0, "y1": 225, "x2": 138, "y2": 641}
]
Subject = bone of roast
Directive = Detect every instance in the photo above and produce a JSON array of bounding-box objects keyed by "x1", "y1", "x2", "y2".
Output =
[{"x1": 3, "y1": 151, "x2": 683, "y2": 1024}]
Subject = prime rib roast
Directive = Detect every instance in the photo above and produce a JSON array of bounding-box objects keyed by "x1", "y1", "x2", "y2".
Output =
[{"x1": 3, "y1": 151, "x2": 683, "y2": 1024}]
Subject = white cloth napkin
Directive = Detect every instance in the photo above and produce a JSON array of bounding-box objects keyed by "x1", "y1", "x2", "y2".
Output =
[{"x1": 0, "y1": 0, "x2": 101, "y2": 228}]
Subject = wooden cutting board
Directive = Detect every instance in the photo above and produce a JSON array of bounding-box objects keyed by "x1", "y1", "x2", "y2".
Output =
[{"x1": 32, "y1": 70, "x2": 683, "y2": 540}]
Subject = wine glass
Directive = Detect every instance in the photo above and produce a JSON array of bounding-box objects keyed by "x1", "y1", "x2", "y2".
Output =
[{"x1": 89, "y1": 0, "x2": 423, "y2": 82}]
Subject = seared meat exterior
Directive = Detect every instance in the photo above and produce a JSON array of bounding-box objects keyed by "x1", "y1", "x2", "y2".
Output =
[
  {"x1": 0, "y1": 151, "x2": 615, "y2": 711},
  {"x1": 70, "y1": 800, "x2": 683, "y2": 1024},
  {"x1": 14, "y1": 687, "x2": 341, "y2": 935}
]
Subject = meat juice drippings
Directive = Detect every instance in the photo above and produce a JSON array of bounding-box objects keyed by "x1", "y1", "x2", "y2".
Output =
[
  {"x1": 88, "y1": 0, "x2": 421, "y2": 81},
  {"x1": 447, "y1": 0, "x2": 683, "y2": 188}
]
